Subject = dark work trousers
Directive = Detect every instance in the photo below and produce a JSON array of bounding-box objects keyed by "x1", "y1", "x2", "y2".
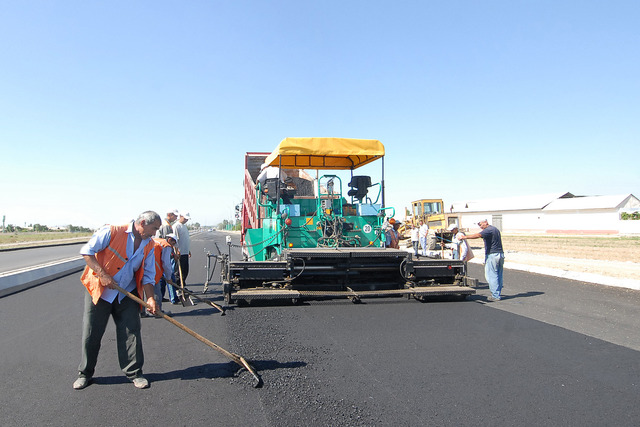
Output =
[
  {"x1": 178, "y1": 254, "x2": 189, "y2": 285},
  {"x1": 77, "y1": 291, "x2": 144, "y2": 379}
]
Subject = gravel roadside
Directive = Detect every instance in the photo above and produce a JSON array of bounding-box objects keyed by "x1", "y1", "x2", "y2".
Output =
[
  {"x1": 400, "y1": 234, "x2": 640, "y2": 290},
  {"x1": 466, "y1": 240, "x2": 640, "y2": 290}
]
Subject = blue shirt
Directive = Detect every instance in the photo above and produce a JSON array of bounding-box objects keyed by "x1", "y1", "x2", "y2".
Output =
[
  {"x1": 80, "y1": 222, "x2": 156, "y2": 303},
  {"x1": 160, "y1": 245, "x2": 174, "y2": 280},
  {"x1": 480, "y1": 225, "x2": 504, "y2": 255}
]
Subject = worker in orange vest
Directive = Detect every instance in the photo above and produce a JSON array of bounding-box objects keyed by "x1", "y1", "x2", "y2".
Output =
[
  {"x1": 73, "y1": 211, "x2": 161, "y2": 391},
  {"x1": 145, "y1": 233, "x2": 179, "y2": 315}
]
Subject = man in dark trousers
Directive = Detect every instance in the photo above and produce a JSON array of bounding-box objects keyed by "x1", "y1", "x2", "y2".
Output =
[
  {"x1": 73, "y1": 211, "x2": 161, "y2": 390},
  {"x1": 172, "y1": 212, "x2": 191, "y2": 287}
]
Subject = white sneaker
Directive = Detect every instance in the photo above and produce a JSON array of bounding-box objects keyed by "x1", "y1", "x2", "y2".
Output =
[
  {"x1": 73, "y1": 377, "x2": 90, "y2": 390},
  {"x1": 132, "y1": 377, "x2": 149, "y2": 389}
]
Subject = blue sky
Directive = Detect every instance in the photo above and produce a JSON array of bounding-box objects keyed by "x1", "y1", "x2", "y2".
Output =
[{"x1": 1, "y1": 1, "x2": 638, "y2": 228}]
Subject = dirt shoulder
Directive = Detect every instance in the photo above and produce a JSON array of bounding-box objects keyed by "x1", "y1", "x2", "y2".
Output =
[
  {"x1": 467, "y1": 235, "x2": 640, "y2": 281},
  {"x1": 0, "y1": 232, "x2": 91, "y2": 250},
  {"x1": 497, "y1": 235, "x2": 639, "y2": 263}
]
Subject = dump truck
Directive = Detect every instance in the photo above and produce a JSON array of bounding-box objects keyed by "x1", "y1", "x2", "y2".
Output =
[{"x1": 217, "y1": 137, "x2": 475, "y2": 304}]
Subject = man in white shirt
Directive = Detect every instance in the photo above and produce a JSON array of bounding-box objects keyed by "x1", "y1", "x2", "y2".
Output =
[
  {"x1": 418, "y1": 220, "x2": 429, "y2": 256},
  {"x1": 410, "y1": 225, "x2": 420, "y2": 256},
  {"x1": 172, "y1": 212, "x2": 191, "y2": 286}
]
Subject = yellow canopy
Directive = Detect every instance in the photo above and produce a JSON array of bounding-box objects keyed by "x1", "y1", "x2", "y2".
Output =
[{"x1": 263, "y1": 137, "x2": 385, "y2": 170}]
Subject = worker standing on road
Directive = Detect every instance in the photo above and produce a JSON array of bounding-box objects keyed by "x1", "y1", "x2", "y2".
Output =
[
  {"x1": 145, "y1": 233, "x2": 179, "y2": 316},
  {"x1": 418, "y1": 220, "x2": 429, "y2": 256},
  {"x1": 73, "y1": 211, "x2": 161, "y2": 390},
  {"x1": 384, "y1": 219, "x2": 400, "y2": 249},
  {"x1": 410, "y1": 225, "x2": 420, "y2": 257},
  {"x1": 447, "y1": 225, "x2": 474, "y2": 263},
  {"x1": 163, "y1": 232, "x2": 181, "y2": 305},
  {"x1": 458, "y1": 219, "x2": 503, "y2": 301},
  {"x1": 155, "y1": 209, "x2": 178, "y2": 301},
  {"x1": 447, "y1": 225, "x2": 461, "y2": 260},
  {"x1": 172, "y1": 212, "x2": 191, "y2": 287},
  {"x1": 156, "y1": 209, "x2": 178, "y2": 238}
]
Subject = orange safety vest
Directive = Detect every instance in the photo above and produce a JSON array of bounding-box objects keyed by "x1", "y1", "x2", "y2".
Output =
[
  {"x1": 80, "y1": 224, "x2": 155, "y2": 305},
  {"x1": 151, "y1": 237, "x2": 173, "y2": 284}
]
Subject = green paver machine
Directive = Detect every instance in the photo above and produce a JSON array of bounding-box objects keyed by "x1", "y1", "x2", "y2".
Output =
[{"x1": 219, "y1": 137, "x2": 475, "y2": 304}]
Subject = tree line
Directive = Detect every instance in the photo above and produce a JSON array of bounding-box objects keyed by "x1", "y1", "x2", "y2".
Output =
[{"x1": 1, "y1": 224, "x2": 94, "y2": 233}]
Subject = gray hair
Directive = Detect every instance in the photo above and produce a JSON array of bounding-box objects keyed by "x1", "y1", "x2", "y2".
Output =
[{"x1": 136, "y1": 211, "x2": 161, "y2": 225}]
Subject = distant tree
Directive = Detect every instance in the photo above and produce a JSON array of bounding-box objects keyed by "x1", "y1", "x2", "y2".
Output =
[
  {"x1": 33, "y1": 223, "x2": 50, "y2": 232},
  {"x1": 621, "y1": 212, "x2": 640, "y2": 220},
  {"x1": 63, "y1": 224, "x2": 92, "y2": 233}
]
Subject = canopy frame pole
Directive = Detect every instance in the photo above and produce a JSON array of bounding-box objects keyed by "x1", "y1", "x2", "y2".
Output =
[{"x1": 381, "y1": 156, "x2": 385, "y2": 208}]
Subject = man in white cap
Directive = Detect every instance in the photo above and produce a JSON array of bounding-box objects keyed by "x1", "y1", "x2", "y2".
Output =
[{"x1": 172, "y1": 212, "x2": 191, "y2": 291}]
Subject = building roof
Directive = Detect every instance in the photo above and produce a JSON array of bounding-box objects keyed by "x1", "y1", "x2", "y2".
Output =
[
  {"x1": 543, "y1": 194, "x2": 640, "y2": 211},
  {"x1": 450, "y1": 192, "x2": 573, "y2": 213}
]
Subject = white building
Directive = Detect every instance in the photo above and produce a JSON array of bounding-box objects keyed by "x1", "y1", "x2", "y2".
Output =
[{"x1": 450, "y1": 193, "x2": 640, "y2": 235}]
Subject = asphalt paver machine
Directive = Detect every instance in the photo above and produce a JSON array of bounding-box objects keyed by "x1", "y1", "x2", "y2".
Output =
[{"x1": 215, "y1": 137, "x2": 475, "y2": 305}]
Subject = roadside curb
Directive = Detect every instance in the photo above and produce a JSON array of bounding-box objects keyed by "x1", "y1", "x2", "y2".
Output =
[{"x1": 0, "y1": 257, "x2": 85, "y2": 298}]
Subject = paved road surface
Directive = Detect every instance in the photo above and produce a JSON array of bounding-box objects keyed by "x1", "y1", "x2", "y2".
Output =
[
  {"x1": 1, "y1": 231, "x2": 639, "y2": 426},
  {"x1": 0, "y1": 243, "x2": 84, "y2": 273}
]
